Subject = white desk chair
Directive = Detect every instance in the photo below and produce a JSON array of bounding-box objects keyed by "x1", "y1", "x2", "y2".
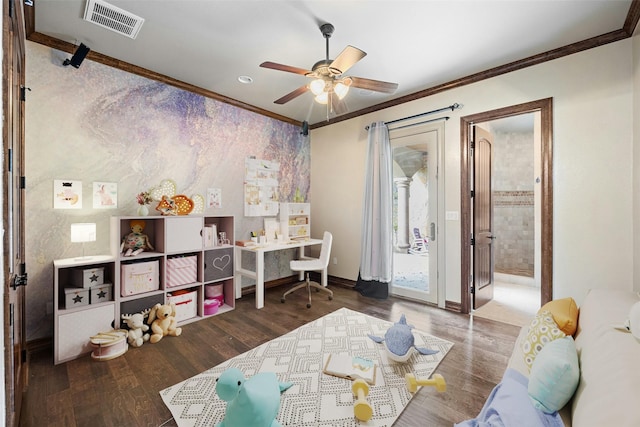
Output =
[{"x1": 281, "y1": 231, "x2": 333, "y2": 308}]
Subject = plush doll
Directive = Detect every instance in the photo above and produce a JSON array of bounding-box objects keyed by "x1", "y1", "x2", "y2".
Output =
[
  {"x1": 147, "y1": 302, "x2": 182, "y2": 344},
  {"x1": 215, "y1": 367, "x2": 292, "y2": 427},
  {"x1": 121, "y1": 310, "x2": 150, "y2": 348},
  {"x1": 121, "y1": 219, "x2": 154, "y2": 256},
  {"x1": 368, "y1": 314, "x2": 439, "y2": 362}
]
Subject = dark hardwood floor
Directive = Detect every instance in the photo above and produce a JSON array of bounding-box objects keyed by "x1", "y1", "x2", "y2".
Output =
[{"x1": 20, "y1": 283, "x2": 520, "y2": 427}]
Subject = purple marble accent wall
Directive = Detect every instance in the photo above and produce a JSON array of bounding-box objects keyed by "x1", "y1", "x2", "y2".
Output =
[{"x1": 24, "y1": 42, "x2": 309, "y2": 341}]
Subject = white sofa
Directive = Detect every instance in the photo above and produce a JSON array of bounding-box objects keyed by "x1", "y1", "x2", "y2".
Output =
[{"x1": 508, "y1": 288, "x2": 640, "y2": 426}]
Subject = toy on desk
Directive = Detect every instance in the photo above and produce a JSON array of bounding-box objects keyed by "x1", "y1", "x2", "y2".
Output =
[
  {"x1": 405, "y1": 373, "x2": 446, "y2": 393},
  {"x1": 147, "y1": 302, "x2": 182, "y2": 343},
  {"x1": 368, "y1": 314, "x2": 439, "y2": 362},
  {"x1": 121, "y1": 309, "x2": 150, "y2": 348},
  {"x1": 121, "y1": 219, "x2": 154, "y2": 256},
  {"x1": 352, "y1": 379, "x2": 373, "y2": 422},
  {"x1": 215, "y1": 367, "x2": 293, "y2": 427}
]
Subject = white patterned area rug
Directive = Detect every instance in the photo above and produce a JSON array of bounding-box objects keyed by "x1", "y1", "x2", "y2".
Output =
[{"x1": 160, "y1": 307, "x2": 453, "y2": 427}]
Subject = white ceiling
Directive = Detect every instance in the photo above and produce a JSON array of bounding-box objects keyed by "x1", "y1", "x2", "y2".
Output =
[{"x1": 31, "y1": 0, "x2": 635, "y2": 126}]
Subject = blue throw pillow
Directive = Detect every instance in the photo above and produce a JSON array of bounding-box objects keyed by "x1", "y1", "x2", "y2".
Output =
[{"x1": 528, "y1": 336, "x2": 579, "y2": 413}]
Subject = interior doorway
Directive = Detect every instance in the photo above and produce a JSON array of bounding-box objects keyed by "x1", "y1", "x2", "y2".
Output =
[{"x1": 460, "y1": 98, "x2": 553, "y2": 315}]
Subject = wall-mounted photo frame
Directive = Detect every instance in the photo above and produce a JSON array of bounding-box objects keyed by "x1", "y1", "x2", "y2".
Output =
[
  {"x1": 93, "y1": 181, "x2": 118, "y2": 209},
  {"x1": 53, "y1": 179, "x2": 82, "y2": 209},
  {"x1": 208, "y1": 187, "x2": 221, "y2": 209}
]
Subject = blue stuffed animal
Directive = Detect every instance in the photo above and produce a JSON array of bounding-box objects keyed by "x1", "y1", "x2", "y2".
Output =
[
  {"x1": 368, "y1": 314, "x2": 439, "y2": 362},
  {"x1": 215, "y1": 367, "x2": 293, "y2": 427}
]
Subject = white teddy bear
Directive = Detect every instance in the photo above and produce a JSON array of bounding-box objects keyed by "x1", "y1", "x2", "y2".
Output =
[{"x1": 121, "y1": 310, "x2": 150, "y2": 348}]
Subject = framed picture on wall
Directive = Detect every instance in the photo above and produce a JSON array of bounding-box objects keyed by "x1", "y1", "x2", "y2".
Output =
[
  {"x1": 93, "y1": 181, "x2": 118, "y2": 209},
  {"x1": 53, "y1": 179, "x2": 82, "y2": 209}
]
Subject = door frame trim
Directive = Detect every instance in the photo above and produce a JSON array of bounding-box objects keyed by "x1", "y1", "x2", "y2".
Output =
[{"x1": 460, "y1": 98, "x2": 553, "y2": 314}]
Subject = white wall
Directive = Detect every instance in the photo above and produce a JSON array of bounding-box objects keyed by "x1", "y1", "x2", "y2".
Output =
[
  {"x1": 634, "y1": 27, "x2": 640, "y2": 293},
  {"x1": 311, "y1": 39, "x2": 634, "y2": 307}
]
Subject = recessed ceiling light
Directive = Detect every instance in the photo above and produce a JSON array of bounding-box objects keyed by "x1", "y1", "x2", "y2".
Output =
[{"x1": 238, "y1": 75, "x2": 253, "y2": 84}]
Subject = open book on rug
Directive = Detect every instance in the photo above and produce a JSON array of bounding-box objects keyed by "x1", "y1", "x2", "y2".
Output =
[{"x1": 323, "y1": 353, "x2": 377, "y2": 385}]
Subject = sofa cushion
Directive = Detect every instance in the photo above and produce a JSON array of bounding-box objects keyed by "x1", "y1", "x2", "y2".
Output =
[
  {"x1": 522, "y1": 310, "x2": 566, "y2": 369},
  {"x1": 571, "y1": 288, "x2": 640, "y2": 427},
  {"x1": 528, "y1": 336, "x2": 579, "y2": 414},
  {"x1": 539, "y1": 297, "x2": 579, "y2": 336}
]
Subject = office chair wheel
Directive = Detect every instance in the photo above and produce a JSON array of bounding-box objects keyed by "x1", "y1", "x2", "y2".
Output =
[
  {"x1": 306, "y1": 303, "x2": 311, "y2": 309},
  {"x1": 328, "y1": 295, "x2": 333, "y2": 300},
  {"x1": 281, "y1": 297, "x2": 285, "y2": 303}
]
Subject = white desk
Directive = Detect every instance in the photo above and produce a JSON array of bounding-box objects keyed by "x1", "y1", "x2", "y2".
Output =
[{"x1": 235, "y1": 238, "x2": 323, "y2": 309}]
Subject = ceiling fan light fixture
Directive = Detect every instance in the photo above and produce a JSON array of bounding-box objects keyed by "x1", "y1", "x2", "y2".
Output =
[
  {"x1": 315, "y1": 92, "x2": 329, "y2": 104},
  {"x1": 334, "y1": 82, "x2": 350, "y2": 100},
  {"x1": 309, "y1": 78, "x2": 326, "y2": 96}
]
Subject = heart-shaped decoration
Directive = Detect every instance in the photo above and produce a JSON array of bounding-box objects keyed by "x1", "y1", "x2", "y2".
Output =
[
  {"x1": 212, "y1": 254, "x2": 231, "y2": 271},
  {"x1": 191, "y1": 194, "x2": 205, "y2": 214},
  {"x1": 149, "y1": 179, "x2": 177, "y2": 201}
]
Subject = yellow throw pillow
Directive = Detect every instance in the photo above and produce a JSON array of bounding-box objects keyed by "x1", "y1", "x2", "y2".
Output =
[
  {"x1": 539, "y1": 297, "x2": 579, "y2": 336},
  {"x1": 522, "y1": 310, "x2": 566, "y2": 370}
]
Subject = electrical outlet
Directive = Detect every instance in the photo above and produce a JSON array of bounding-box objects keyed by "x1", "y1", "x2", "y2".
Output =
[{"x1": 333, "y1": 257, "x2": 338, "y2": 265}]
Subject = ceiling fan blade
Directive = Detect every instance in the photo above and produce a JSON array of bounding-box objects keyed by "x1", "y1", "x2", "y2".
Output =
[
  {"x1": 329, "y1": 45, "x2": 366, "y2": 74},
  {"x1": 330, "y1": 94, "x2": 348, "y2": 116},
  {"x1": 349, "y1": 76, "x2": 398, "y2": 94},
  {"x1": 260, "y1": 61, "x2": 311, "y2": 76},
  {"x1": 274, "y1": 86, "x2": 309, "y2": 104}
]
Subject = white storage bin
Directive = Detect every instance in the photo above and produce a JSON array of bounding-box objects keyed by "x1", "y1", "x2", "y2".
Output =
[
  {"x1": 168, "y1": 290, "x2": 198, "y2": 322},
  {"x1": 72, "y1": 267, "x2": 104, "y2": 288},
  {"x1": 90, "y1": 283, "x2": 113, "y2": 304},
  {"x1": 64, "y1": 287, "x2": 89, "y2": 308},
  {"x1": 121, "y1": 260, "x2": 159, "y2": 296}
]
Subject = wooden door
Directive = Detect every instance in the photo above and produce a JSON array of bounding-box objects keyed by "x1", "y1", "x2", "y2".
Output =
[
  {"x1": 472, "y1": 126, "x2": 494, "y2": 309},
  {"x1": 3, "y1": 0, "x2": 27, "y2": 425}
]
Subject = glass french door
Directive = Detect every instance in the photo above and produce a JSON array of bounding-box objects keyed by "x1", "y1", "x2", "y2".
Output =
[{"x1": 390, "y1": 123, "x2": 441, "y2": 304}]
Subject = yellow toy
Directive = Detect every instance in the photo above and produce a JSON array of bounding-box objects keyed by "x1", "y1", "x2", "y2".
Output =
[
  {"x1": 352, "y1": 379, "x2": 373, "y2": 422},
  {"x1": 147, "y1": 302, "x2": 182, "y2": 343},
  {"x1": 405, "y1": 373, "x2": 446, "y2": 393}
]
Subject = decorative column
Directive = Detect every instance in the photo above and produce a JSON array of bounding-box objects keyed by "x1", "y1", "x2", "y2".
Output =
[{"x1": 394, "y1": 177, "x2": 412, "y2": 250}]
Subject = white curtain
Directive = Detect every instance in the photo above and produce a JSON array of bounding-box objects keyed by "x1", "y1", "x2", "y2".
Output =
[{"x1": 355, "y1": 121, "x2": 393, "y2": 299}]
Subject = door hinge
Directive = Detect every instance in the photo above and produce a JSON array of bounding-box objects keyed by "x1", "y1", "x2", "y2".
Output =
[
  {"x1": 20, "y1": 86, "x2": 31, "y2": 101},
  {"x1": 20, "y1": 176, "x2": 26, "y2": 189},
  {"x1": 470, "y1": 236, "x2": 475, "y2": 246},
  {"x1": 470, "y1": 189, "x2": 475, "y2": 198},
  {"x1": 11, "y1": 272, "x2": 28, "y2": 290},
  {"x1": 470, "y1": 140, "x2": 475, "y2": 156},
  {"x1": 470, "y1": 284, "x2": 475, "y2": 294}
]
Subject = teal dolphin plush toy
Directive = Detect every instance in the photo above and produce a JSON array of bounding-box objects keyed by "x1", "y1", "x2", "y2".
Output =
[
  {"x1": 368, "y1": 314, "x2": 439, "y2": 362},
  {"x1": 215, "y1": 367, "x2": 293, "y2": 427}
]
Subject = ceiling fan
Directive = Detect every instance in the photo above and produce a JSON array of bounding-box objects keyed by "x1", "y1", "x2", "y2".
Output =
[{"x1": 260, "y1": 23, "x2": 398, "y2": 116}]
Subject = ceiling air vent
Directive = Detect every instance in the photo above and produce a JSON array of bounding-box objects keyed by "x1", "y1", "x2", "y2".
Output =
[{"x1": 84, "y1": 0, "x2": 145, "y2": 39}]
